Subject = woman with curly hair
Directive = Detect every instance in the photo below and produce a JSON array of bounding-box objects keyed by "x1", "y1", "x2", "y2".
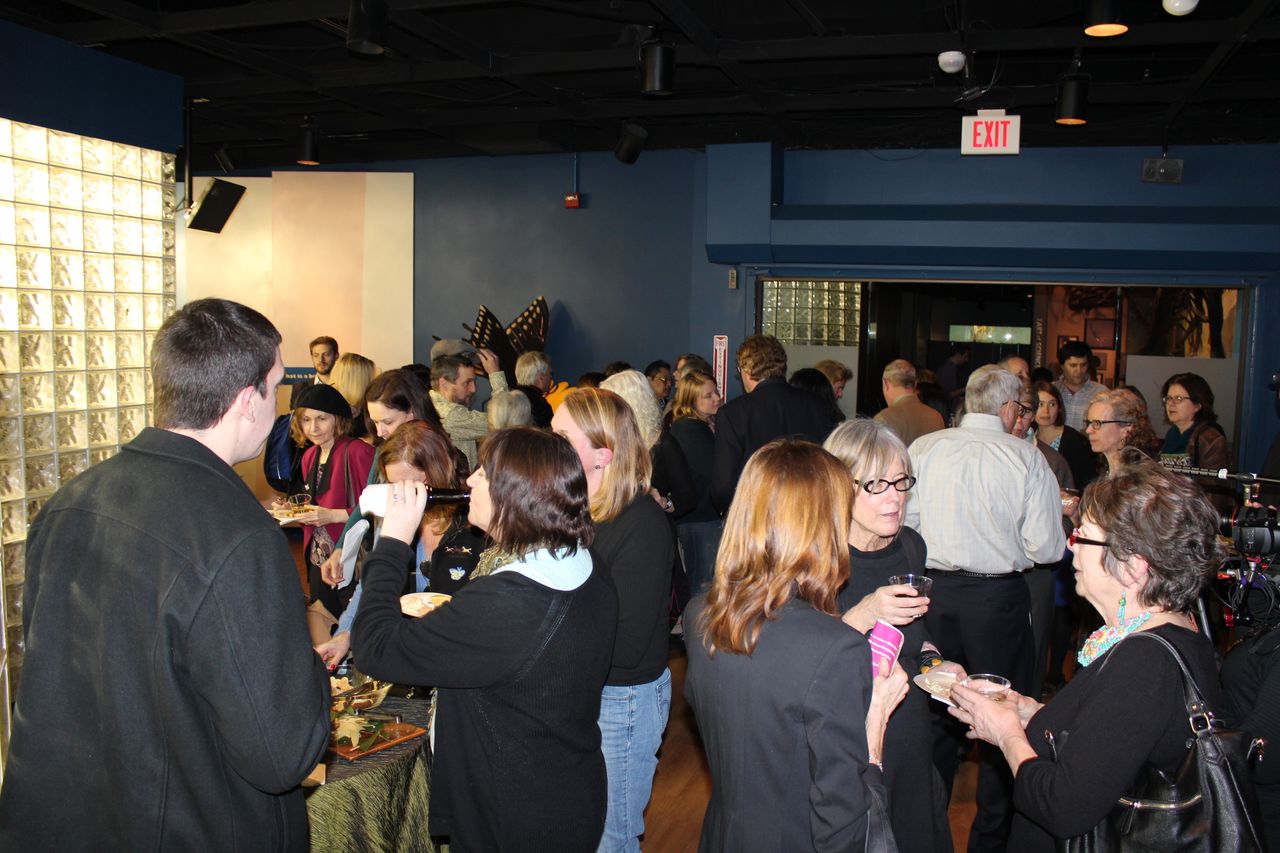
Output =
[{"x1": 1083, "y1": 388, "x2": 1161, "y2": 474}]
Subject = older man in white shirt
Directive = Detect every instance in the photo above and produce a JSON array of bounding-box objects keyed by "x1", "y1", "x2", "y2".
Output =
[{"x1": 905, "y1": 364, "x2": 1066, "y2": 853}]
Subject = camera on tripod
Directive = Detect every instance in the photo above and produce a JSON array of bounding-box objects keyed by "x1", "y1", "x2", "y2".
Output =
[{"x1": 1221, "y1": 506, "x2": 1280, "y2": 557}]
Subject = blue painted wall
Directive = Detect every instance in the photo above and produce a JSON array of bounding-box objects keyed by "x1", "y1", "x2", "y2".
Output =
[{"x1": 0, "y1": 20, "x2": 183, "y2": 152}]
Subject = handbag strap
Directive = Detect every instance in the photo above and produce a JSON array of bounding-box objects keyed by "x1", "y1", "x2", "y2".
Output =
[
  {"x1": 1120, "y1": 632, "x2": 1215, "y2": 734},
  {"x1": 340, "y1": 438, "x2": 356, "y2": 514}
]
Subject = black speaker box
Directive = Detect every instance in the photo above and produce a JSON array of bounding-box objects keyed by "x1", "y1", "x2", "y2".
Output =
[
  {"x1": 188, "y1": 179, "x2": 246, "y2": 233},
  {"x1": 1140, "y1": 157, "x2": 1184, "y2": 184}
]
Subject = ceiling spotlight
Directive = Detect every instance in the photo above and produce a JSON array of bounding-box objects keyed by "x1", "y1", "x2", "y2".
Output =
[
  {"x1": 1084, "y1": 0, "x2": 1128, "y2": 36},
  {"x1": 640, "y1": 32, "x2": 674, "y2": 96},
  {"x1": 614, "y1": 123, "x2": 649, "y2": 165},
  {"x1": 213, "y1": 145, "x2": 235, "y2": 174},
  {"x1": 1162, "y1": 0, "x2": 1199, "y2": 14},
  {"x1": 346, "y1": 0, "x2": 388, "y2": 56},
  {"x1": 1055, "y1": 76, "x2": 1088, "y2": 125},
  {"x1": 297, "y1": 116, "x2": 321, "y2": 166},
  {"x1": 938, "y1": 50, "x2": 967, "y2": 75}
]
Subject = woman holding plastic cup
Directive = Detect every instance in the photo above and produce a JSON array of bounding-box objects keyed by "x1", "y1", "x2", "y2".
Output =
[
  {"x1": 947, "y1": 459, "x2": 1232, "y2": 851},
  {"x1": 823, "y1": 418, "x2": 960, "y2": 853}
]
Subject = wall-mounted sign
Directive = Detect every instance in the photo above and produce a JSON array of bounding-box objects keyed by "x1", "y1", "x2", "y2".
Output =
[
  {"x1": 713, "y1": 335, "x2": 730, "y2": 401},
  {"x1": 961, "y1": 109, "x2": 1021, "y2": 155}
]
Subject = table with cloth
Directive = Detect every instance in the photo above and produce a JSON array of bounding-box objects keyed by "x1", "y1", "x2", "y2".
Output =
[{"x1": 306, "y1": 696, "x2": 436, "y2": 852}]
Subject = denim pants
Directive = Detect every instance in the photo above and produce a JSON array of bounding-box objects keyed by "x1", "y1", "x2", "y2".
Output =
[
  {"x1": 596, "y1": 668, "x2": 672, "y2": 853},
  {"x1": 676, "y1": 519, "x2": 723, "y2": 596}
]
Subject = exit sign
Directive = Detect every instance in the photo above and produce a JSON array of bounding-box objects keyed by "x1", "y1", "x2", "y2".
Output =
[{"x1": 961, "y1": 109, "x2": 1021, "y2": 155}]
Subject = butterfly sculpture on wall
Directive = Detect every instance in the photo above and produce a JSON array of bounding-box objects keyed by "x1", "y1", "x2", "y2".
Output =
[{"x1": 454, "y1": 297, "x2": 550, "y2": 377}]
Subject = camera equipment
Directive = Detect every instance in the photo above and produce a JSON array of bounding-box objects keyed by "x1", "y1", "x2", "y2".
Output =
[{"x1": 1221, "y1": 506, "x2": 1280, "y2": 558}]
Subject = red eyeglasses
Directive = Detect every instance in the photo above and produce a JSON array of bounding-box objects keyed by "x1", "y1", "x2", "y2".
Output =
[{"x1": 1069, "y1": 528, "x2": 1109, "y2": 548}]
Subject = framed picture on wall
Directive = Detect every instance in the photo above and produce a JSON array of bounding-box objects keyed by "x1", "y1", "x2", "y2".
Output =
[
  {"x1": 1084, "y1": 318, "x2": 1116, "y2": 349},
  {"x1": 1094, "y1": 350, "x2": 1110, "y2": 373},
  {"x1": 1056, "y1": 335, "x2": 1079, "y2": 360}
]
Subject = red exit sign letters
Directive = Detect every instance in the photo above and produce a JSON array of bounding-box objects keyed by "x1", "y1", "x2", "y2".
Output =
[{"x1": 960, "y1": 110, "x2": 1021, "y2": 155}]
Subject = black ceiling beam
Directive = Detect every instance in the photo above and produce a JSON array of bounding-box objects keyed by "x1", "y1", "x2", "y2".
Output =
[
  {"x1": 1161, "y1": 0, "x2": 1280, "y2": 132},
  {"x1": 781, "y1": 0, "x2": 827, "y2": 37},
  {"x1": 58, "y1": 0, "x2": 494, "y2": 155}
]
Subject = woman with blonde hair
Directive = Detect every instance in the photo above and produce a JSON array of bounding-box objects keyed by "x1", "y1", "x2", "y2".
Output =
[
  {"x1": 685, "y1": 439, "x2": 909, "y2": 852},
  {"x1": 824, "y1": 418, "x2": 956, "y2": 853},
  {"x1": 660, "y1": 368, "x2": 722, "y2": 592},
  {"x1": 552, "y1": 389, "x2": 676, "y2": 853},
  {"x1": 600, "y1": 369, "x2": 663, "y2": 450},
  {"x1": 329, "y1": 352, "x2": 377, "y2": 441}
]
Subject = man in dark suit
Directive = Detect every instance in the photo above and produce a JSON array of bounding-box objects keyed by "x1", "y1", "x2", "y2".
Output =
[{"x1": 710, "y1": 335, "x2": 840, "y2": 514}]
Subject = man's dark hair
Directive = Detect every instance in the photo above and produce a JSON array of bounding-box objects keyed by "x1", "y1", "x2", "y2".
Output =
[
  {"x1": 1058, "y1": 339, "x2": 1094, "y2": 363},
  {"x1": 603, "y1": 361, "x2": 632, "y2": 377},
  {"x1": 151, "y1": 298, "x2": 281, "y2": 430},
  {"x1": 643, "y1": 360, "x2": 671, "y2": 379},
  {"x1": 430, "y1": 355, "x2": 470, "y2": 386},
  {"x1": 309, "y1": 336, "x2": 338, "y2": 353},
  {"x1": 479, "y1": 427, "x2": 595, "y2": 553}
]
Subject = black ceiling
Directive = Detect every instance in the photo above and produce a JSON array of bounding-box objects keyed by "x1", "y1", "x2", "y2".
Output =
[{"x1": 3, "y1": 0, "x2": 1279, "y2": 171}]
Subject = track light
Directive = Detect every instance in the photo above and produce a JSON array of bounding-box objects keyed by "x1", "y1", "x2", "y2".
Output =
[
  {"x1": 1055, "y1": 76, "x2": 1088, "y2": 125},
  {"x1": 297, "y1": 116, "x2": 321, "y2": 166},
  {"x1": 1084, "y1": 0, "x2": 1128, "y2": 37},
  {"x1": 614, "y1": 123, "x2": 648, "y2": 165},
  {"x1": 640, "y1": 31, "x2": 674, "y2": 96},
  {"x1": 347, "y1": 0, "x2": 388, "y2": 55}
]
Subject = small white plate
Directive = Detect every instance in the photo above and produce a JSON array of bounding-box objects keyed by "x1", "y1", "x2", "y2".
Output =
[{"x1": 913, "y1": 672, "x2": 957, "y2": 707}]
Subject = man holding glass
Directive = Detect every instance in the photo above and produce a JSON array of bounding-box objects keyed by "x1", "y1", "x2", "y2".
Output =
[
  {"x1": 905, "y1": 364, "x2": 1066, "y2": 853},
  {"x1": 0, "y1": 299, "x2": 329, "y2": 852}
]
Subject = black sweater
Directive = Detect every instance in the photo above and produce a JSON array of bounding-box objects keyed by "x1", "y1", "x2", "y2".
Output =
[
  {"x1": 668, "y1": 417, "x2": 718, "y2": 522},
  {"x1": 353, "y1": 538, "x2": 619, "y2": 852},
  {"x1": 594, "y1": 494, "x2": 675, "y2": 686},
  {"x1": 1010, "y1": 624, "x2": 1222, "y2": 850}
]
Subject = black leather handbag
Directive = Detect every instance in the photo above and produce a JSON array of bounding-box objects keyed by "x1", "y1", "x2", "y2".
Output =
[{"x1": 1058, "y1": 632, "x2": 1266, "y2": 853}]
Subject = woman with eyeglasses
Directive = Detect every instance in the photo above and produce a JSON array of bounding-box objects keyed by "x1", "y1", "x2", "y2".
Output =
[
  {"x1": 1159, "y1": 372, "x2": 1234, "y2": 515},
  {"x1": 824, "y1": 418, "x2": 958, "y2": 853},
  {"x1": 685, "y1": 439, "x2": 909, "y2": 853},
  {"x1": 1082, "y1": 388, "x2": 1161, "y2": 474},
  {"x1": 946, "y1": 457, "x2": 1244, "y2": 852}
]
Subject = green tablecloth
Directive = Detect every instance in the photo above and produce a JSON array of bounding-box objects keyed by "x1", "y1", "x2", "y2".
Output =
[{"x1": 307, "y1": 696, "x2": 436, "y2": 853}]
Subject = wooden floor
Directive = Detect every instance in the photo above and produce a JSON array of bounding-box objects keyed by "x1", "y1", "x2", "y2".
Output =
[{"x1": 642, "y1": 644, "x2": 979, "y2": 853}]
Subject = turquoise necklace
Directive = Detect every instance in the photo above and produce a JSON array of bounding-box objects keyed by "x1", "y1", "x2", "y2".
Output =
[{"x1": 1077, "y1": 592, "x2": 1152, "y2": 667}]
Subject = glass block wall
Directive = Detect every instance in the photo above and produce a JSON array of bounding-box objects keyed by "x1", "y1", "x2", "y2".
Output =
[
  {"x1": 760, "y1": 278, "x2": 862, "y2": 346},
  {"x1": 0, "y1": 116, "x2": 178, "y2": 775}
]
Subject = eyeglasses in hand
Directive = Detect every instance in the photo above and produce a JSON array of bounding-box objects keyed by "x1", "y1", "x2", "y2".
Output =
[{"x1": 860, "y1": 475, "x2": 917, "y2": 495}]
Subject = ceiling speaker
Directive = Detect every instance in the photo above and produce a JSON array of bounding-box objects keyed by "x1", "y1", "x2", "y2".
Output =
[
  {"x1": 1141, "y1": 157, "x2": 1184, "y2": 184},
  {"x1": 187, "y1": 179, "x2": 246, "y2": 233}
]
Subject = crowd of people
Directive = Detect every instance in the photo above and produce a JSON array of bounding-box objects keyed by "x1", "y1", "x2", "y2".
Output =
[{"x1": 0, "y1": 299, "x2": 1270, "y2": 853}]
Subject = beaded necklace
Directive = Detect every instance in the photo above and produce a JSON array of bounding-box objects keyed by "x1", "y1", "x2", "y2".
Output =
[{"x1": 1077, "y1": 612, "x2": 1152, "y2": 667}]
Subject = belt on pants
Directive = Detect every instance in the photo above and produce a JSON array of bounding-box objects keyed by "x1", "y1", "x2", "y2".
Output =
[{"x1": 928, "y1": 569, "x2": 1027, "y2": 580}]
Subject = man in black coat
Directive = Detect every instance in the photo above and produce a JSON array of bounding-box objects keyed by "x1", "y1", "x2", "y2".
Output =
[
  {"x1": 710, "y1": 335, "x2": 840, "y2": 514},
  {"x1": 0, "y1": 299, "x2": 330, "y2": 853}
]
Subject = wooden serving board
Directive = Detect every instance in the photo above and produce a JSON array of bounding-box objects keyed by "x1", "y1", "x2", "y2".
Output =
[{"x1": 329, "y1": 722, "x2": 427, "y2": 762}]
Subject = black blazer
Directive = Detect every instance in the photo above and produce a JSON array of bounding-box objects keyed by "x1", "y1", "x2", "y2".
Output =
[
  {"x1": 710, "y1": 377, "x2": 839, "y2": 513},
  {"x1": 1053, "y1": 425, "x2": 1098, "y2": 495},
  {"x1": 684, "y1": 597, "x2": 887, "y2": 852}
]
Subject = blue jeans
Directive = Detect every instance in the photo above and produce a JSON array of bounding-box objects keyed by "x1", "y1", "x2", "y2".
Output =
[
  {"x1": 597, "y1": 669, "x2": 672, "y2": 853},
  {"x1": 677, "y1": 519, "x2": 723, "y2": 596}
]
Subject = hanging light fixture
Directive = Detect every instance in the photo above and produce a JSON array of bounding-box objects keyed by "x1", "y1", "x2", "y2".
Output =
[
  {"x1": 1055, "y1": 76, "x2": 1088, "y2": 125},
  {"x1": 346, "y1": 0, "x2": 388, "y2": 56},
  {"x1": 1084, "y1": 0, "x2": 1128, "y2": 37},
  {"x1": 640, "y1": 29, "x2": 674, "y2": 96},
  {"x1": 297, "y1": 116, "x2": 321, "y2": 166},
  {"x1": 614, "y1": 123, "x2": 649, "y2": 165}
]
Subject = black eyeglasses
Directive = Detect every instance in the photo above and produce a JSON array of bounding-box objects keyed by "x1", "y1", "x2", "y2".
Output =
[
  {"x1": 1069, "y1": 528, "x2": 1109, "y2": 548},
  {"x1": 1082, "y1": 419, "x2": 1133, "y2": 431},
  {"x1": 1161, "y1": 394, "x2": 1191, "y2": 405},
  {"x1": 860, "y1": 475, "x2": 917, "y2": 495},
  {"x1": 1006, "y1": 400, "x2": 1033, "y2": 418}
]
